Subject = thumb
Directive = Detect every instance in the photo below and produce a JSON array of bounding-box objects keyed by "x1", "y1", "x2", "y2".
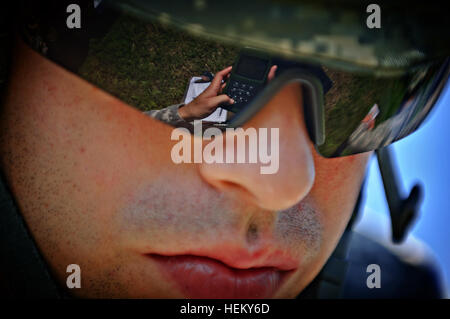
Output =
[
  {"x1": 267, "y1": 65, "x2": 278, "y2": 82},
  {"x1": 207, "y1": 94, "x2": 234, "y2": 108}
]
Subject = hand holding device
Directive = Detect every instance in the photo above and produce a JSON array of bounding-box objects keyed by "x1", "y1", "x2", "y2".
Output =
[{"x1": 221, "y1": 48, "x2": 273, "y2": 113}]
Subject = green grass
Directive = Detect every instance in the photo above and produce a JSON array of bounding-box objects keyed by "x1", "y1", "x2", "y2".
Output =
[
  {"x1": 318, "y1": 68, "x2": 409, "y2": 157},
  {"x1": 79, "y1": 15, "x2": 239, "y2": 111}
]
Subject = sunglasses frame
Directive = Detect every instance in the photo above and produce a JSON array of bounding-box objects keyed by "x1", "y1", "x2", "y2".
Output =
[
  {"x1": 228, "y1": 68, "x2": 325, "y2": 146},
  {"x1": 227, "y1": 59, "x2": 450, "y2": 158}
]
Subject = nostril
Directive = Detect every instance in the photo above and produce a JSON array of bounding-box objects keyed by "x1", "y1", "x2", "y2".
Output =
[
  {"x1": 220, "y1": 180, "x2": 243, "y2": 189},
  {"x1": 218, "y1": 180, "x2": 251, "y2": 194},
  {"x1": 210, "y1": 179, "x2": 259, "y2": 203}
]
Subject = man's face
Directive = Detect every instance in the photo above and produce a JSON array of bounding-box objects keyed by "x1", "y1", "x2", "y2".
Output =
[{"x1": 0, "y1": 41, "x2": 370, "y2": 298}]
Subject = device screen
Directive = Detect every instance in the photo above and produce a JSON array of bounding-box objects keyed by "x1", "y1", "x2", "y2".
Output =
[{"x1": 235, "y1": 55, "x2": 270, "y2": 80}]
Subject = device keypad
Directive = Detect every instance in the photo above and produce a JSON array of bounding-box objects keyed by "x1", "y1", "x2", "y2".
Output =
[{"x1": 228, "y1": 80, "x2": 256, "y2": 104}]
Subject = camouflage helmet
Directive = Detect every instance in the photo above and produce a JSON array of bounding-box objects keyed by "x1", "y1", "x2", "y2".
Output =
[{"x1": 109, "y1": 0, "x2": 450, "y2": 76}]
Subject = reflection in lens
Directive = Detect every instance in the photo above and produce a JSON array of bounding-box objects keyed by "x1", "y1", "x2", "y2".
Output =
[
  {"x1": 318, "y1": 62, "x2": 445, "y2": 157},
  {"x1": 78, "y1": 9, "x2": 240, "y2": 125},
  {"x1": 19, "y1": 1, "x2": 448, "y2": 156}
]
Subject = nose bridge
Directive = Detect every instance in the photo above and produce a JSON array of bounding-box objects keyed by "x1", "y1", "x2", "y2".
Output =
[{"x1": 198, "y1": 83, "x2": 315, "y2": 211}]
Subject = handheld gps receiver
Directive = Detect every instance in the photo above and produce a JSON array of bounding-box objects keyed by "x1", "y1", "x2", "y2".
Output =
[{"x1": 221, "y1": 48, "x2": 272, "y2": 113}]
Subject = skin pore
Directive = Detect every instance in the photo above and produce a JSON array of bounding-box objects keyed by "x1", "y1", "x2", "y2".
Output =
[{"x1": 0, "y1": 40, "x2": 370, "y2": 298}]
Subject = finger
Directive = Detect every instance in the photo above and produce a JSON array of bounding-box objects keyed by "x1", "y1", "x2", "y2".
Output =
[
  {"x1": 217, "y1": 65, "x2": 233, "y2": 77},
  {"x1": 220, "y1": 73, "x2": 231, "y2": 92},
  {"x1": 267, "y1": 65, "x2": 277, "y2": 82},
  {"x1": 208, "y1": 66, "x2": 232, "y2": 92},
  {"x1": 207, "y1": 94, "x2": 234, "y2": 108}
]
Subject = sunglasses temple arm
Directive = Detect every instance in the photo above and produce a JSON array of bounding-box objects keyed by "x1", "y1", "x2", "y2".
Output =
[{"x1": 376, "y1": 146, "x2": 423, "y2": 244}]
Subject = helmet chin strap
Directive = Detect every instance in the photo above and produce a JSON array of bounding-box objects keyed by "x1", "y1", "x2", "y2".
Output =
[
  {"x1": 0, "y1": 172, "x2": 65, "y2": 298},
  {"x1": 376, "y1": 146, "x2": 423, "y2": 244}
]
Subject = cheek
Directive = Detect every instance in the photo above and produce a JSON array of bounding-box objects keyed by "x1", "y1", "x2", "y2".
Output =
[
  {"x1": 32, "y1": 95, "x2": 178, "y2": 248},
  {"x1": 67, "y1": 101, "x2": 174, "y2": 200},
  {"x1": 309, "y1": 150, "x2": 371, "y2": 235}
]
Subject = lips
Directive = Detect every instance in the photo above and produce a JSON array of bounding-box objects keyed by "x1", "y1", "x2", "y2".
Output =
[{"x1": 148, "y1": 254, "x2": 294, "y2": 298}]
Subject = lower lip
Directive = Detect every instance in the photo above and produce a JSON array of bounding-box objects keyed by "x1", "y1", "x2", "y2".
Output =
[{"x1": 148, "y1": 254, "x2": 291, "y2": 298}]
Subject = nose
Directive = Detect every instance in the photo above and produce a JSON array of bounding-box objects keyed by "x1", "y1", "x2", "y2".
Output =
[{"x1": 198, "y1": 83, "x2": 315, "y2": 211}]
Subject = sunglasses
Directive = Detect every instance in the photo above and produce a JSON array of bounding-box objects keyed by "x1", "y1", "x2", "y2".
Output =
[{"x1": 19, "y1": 0, "x2": 450, "y2": 158}]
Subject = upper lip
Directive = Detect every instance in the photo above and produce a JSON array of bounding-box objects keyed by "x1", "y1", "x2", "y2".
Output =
[{"x1": 146, "y1": 246, "x2": 299, "y2": 271}]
